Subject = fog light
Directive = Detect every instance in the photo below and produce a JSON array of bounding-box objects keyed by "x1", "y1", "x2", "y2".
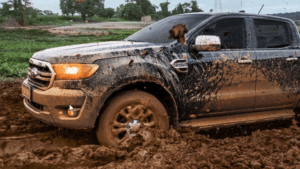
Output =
[{"x1": 67, "y1": 105, "x2": 80, "y2": 117}]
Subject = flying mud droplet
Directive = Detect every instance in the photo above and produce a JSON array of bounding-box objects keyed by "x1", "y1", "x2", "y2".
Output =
[
  {"x1": 190, "y1": 114, "x2": 196, "y2": 118},
  {"x1": 129, "y1": 59, "x2": 134, "y2": 66},
  {"x1": 141, "y1": 50, "x2": 149, "y2": 56},
  {"x1": 183, "y1": 53, "x2": 188, "y2": 59},
  {"x1": 169, "y1": 23, "x2": 188, "y2": 45},
  {"x1": 76, "y1": 54, "x2": 81, "y2": 57}
]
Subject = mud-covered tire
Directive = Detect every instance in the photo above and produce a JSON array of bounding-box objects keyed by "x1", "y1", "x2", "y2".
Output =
[{"x1": 96, "y1": 90, "x2": 169, "y2": 146}]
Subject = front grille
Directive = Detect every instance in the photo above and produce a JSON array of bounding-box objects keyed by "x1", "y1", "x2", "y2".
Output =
[
  {"x1": 27, "y1": 58, "x2": 56, "y2": 90},
  {"x1": 28, "y1": 100, "x2": 44, "y2": 111}
]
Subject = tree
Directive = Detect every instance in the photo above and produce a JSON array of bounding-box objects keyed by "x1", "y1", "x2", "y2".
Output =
[
  {"x1": 115, "y1": 4, "x2": 125, "y2": 18},
  {"x1": 172, "y1": 3, "x2": 184, "y2": 15},
  {"x1": 0, "y1": 0, "x2": 36, "y2": 25},
  {"x1": 159, "y1": 2, "x2": 170, "y2": 17},
  {"x1": 23, "y1": 6, "x2": 37, "y2": 24},
  {"x1": 191, "y1": 0, "x2": 203, "y2": 12},
  {"x1": 133, "y1": 0, "x2": 155, "y2": 16},
  {"x1": 121, "y1": 3, "x2": 143, "y2": 21},
  {"x1": 43, "y1": 10, "x2": 54, "y2": 15},
  {"x1": 182, "y1": 2, "x2": 191, "y2": 13},
  {"x1": 103, "y1": 8, "x2": 115, "y2": 18},
  {"x1": 60, "y1": 0, "x2": 76, "y2": 17},
  {"x1": 0, "y1": 2, "x2": 14, "y2": 17},
  {"x1": 36, "y1": 9, "x2": 44, "y2": 15},
  {"x1": 75, "y1": 0, "x2": 104, "y2": 21}
]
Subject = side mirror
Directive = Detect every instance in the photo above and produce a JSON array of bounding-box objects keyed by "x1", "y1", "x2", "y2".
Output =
[{"x1": 192, "y1": 35, "x2": 221, "y2": 51}]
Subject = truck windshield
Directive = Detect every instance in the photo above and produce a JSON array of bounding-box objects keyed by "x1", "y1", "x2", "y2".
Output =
[{"x1": 125, "y1": 14, "x2": 212, "y2": 44}]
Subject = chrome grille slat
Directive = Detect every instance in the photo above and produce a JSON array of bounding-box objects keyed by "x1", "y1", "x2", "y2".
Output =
[
  {"x1": 28, "y1": 67, "x2": 52, "y2": 77},
  {"x1": 27, "y1": 72, "x2": 51, "y2": 81},
  {"x1": 27, "y1": 58, "x2": 56, "y2": 90},
  {"x1": 28, "y1": 78, "x2": 43, "y2": 87}
]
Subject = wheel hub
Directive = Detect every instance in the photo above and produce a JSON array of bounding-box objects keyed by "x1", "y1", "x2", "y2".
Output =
[{"x1": 127, "y1": 120, "x2": 140, "y2": 134}]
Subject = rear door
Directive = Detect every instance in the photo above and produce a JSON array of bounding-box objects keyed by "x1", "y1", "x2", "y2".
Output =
[{"x1": 251, "y1": 17, "x2": 300, "y2": 109}]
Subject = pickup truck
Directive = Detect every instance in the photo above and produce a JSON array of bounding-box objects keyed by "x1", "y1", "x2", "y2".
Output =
[{"x1": 22, "y1": 12, "x2": 300, "y2": 146}]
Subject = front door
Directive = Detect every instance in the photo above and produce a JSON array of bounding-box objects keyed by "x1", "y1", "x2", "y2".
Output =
[{"x1": 181, "y1": 17, "x2": 256, "y2": 117}]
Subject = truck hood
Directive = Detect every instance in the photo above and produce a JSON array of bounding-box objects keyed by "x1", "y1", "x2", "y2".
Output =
[{"x1": 32, "y1": 41, "x2": 163, "y2": 64}]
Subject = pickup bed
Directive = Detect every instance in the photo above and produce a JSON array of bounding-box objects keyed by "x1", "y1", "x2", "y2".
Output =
[{"x1": 22, "y1": 12, "x2": 300, "y2": 146}]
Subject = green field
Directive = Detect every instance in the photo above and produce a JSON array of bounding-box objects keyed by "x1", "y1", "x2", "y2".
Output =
[
  {"x1": 32, "y1": 15, "x2": 127, "y2": 26},
  {"x1": 0, "y1": 29, "x2": 137, "y2": 78}
]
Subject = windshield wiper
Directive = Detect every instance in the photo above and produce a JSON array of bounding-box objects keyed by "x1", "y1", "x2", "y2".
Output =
[{"x1": 126, "y1": 40, "x2": 145, "y2": 42}]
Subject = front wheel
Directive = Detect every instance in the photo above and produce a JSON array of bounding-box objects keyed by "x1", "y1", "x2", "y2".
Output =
[{"x1": 96, "y1": 90, "x2": 169, "y2": 146}]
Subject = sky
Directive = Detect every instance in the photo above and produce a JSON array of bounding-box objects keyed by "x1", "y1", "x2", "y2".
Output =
[{"x1": 0, "y1": 0, "x2": 298, "y2": 15}]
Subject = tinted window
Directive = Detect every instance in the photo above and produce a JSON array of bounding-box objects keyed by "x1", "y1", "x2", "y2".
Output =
[
  {"x1": 125, "y1": 14, "x2": 211, "y2": 44},
  {"x1": 200, "y1": 18, "x2": 247, "y2": 49},
  {"x1": 254, "y1": 19, "x2": 291, "y2": 48}
]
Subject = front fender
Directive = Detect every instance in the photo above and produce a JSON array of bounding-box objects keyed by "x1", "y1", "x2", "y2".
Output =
[{"x1": 87, "y1": 54, "x2": 185, "y2": 125}]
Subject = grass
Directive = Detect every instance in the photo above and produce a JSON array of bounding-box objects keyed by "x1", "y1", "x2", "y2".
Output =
[
  {"x1": 32, "y1": 15, "x2": 127, "y2": 26},
  {"x1": 0, "y1": 29, "x2": 137, "y2": 78},
  {"x1": 32, "y1": 15, "x2": 75, "y2": 26},
  {"x1": 90, "y1": 16, "x2": 128, "y2": 22}
]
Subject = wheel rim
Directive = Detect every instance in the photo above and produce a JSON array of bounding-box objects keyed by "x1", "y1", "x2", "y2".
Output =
[{"x1": 111, "y1": 104, "x2": 157, "y2": 143}]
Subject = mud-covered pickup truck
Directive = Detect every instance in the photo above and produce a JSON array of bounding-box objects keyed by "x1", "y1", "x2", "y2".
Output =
[{"x1": 22, "y1": 12, "x2": 300, "y2": 146}]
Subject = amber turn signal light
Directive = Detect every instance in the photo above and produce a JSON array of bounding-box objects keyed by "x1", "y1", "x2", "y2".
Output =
[{"x1": 52, "y1": 64, "x2": 99, "y2": 80}]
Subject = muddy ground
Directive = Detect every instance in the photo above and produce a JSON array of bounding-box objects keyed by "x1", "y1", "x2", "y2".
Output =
[{"x1": 1, "y1": 80, "x2": 300, "y2": 169}]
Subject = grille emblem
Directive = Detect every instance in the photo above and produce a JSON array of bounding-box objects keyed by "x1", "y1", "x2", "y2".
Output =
[{"x1": 31, "y1": 67, "x2": 38, "y2": 77}]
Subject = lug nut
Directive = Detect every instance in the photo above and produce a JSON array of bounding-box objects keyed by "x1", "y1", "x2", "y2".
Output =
[
  {"x1": 130, "y1": 131, "x2": 133, "y2": 134},
  {"x1": 137, "y1": 120, "x2": 140, "y2": 123},
  {"x1": 127, "y1": 125, "x2": 130, "y2": 129}
]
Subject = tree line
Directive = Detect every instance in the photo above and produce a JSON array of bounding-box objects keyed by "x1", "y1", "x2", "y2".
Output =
[
  {"x1": 60, "y1": 0, "x2": 204, "y2": 21},
  {"x1": 60, "y1": 0, "x2": 113, "y2": 21},
  {"x1": 114, "y1": 0, "x2": 203, "y2": 21},
  {"x1": 0, "y1": 0, "x2": 204, "y2": 25}
]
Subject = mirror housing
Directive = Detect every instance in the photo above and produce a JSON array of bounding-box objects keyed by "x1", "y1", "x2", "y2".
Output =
[{"x1": 192, "y1": 35, "x2": 221, "y2": 51}]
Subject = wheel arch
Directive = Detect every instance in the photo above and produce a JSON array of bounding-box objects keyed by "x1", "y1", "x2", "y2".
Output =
[{"x1": 94, "y1": 80, "x2": 179, "y2": 129}]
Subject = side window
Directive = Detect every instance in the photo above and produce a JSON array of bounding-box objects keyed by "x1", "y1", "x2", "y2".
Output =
[
  {"x1": 199, "y1": 18, "x2": 247, "y2": 49},
  {"x1": 254, "y1": 19, "x2": 291, "y2": 48}
]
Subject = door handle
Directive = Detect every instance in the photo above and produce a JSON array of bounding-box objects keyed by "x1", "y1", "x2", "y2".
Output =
[
  {"x1": 170, "y1": 59, "x2": 189, "y2": 73},
  {"x1": 286, "y1": 57, "x2": 298, "y2": 61},
  {"x1": 238, "y1": 60, "x2": 252, "y2": 64}
]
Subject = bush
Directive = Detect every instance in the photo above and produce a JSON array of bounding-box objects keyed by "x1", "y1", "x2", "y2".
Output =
[
  {"x1": 121, "y1": 3, "x2": 143, "y2": 21},
  {"x1": 23, "y1": 7, "x2": 38, "y2": 25},
  {"x1": 31, "y1": 15, "x2": 74, "y2": 26}
]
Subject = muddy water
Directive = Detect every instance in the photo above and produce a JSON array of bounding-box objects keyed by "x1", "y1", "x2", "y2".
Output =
[{"x1": 1, "y1": 80, "x2": 300, "y2": 169}]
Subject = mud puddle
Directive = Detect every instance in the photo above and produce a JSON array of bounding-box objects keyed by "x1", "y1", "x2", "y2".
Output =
[{"x1": 1, "y1": 80, "x2": 300, "y2": 169}]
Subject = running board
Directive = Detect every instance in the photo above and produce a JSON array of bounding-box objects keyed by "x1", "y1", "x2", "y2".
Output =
[{"x1": 179, "y1": 109, "x2": 295, "y2": 129}]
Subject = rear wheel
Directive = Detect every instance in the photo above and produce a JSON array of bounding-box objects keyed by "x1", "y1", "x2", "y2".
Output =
[{"x1": 96, "y1": 90, "x2": 169, "y2": 146}]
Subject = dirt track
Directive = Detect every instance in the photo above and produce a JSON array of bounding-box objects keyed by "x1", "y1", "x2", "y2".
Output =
[{"x1": 2, "y1": 80, "x2": 300, "y2": 169}]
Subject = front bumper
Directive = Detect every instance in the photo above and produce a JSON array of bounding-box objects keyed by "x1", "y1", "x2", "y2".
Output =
[{"x1": 22, "y1": 78, "x2": 97, "y2": 129}]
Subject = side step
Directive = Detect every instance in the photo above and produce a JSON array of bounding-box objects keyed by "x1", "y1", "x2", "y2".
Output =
[{"x1": 179, "y1": 109, "x2": 295, "y2": 129}]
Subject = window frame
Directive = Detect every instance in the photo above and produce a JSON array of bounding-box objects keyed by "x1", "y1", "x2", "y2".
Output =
[
  {"x1": 249, "y1": 17, "x2": 294, "y2": 49},
  {"x1": 187, "y1": 16, "x2": 252, "y2": 52}
]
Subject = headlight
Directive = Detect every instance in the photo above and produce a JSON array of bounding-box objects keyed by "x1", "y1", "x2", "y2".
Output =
[{"x1": 52, "y1": 64, "x2": 99, "y2": 80}]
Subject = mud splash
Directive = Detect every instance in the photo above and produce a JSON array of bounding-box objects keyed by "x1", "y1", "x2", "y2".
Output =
[{"x1": 2, "y1": 80, "x2": 300, "y2": 169}]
